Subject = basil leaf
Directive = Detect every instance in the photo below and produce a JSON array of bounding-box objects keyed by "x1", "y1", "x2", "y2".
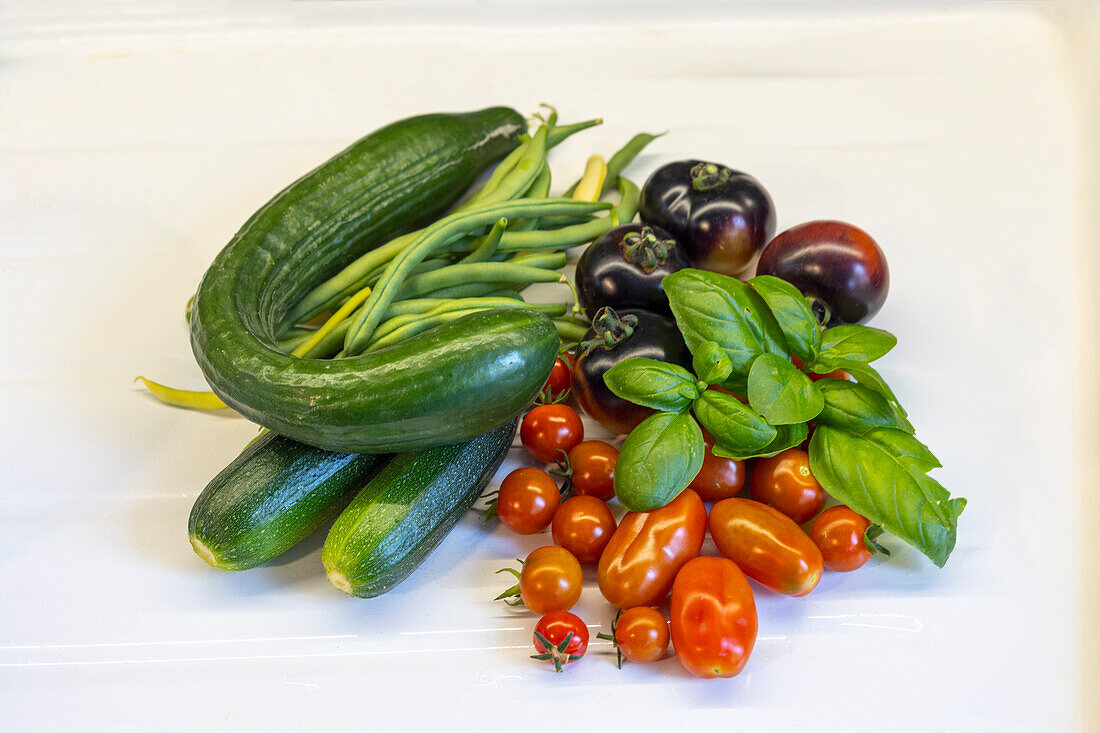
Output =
[
  {"x1": 692, "y1": 389, "x2": 775, "y2": 451},
  {"x1": 746, "y1": 353, "x2": 824, "y2": 425},
  {"x1": 749, "y1": 275, "x2": 821, "y2": 363},
  {"x1": 613, "y1": 412, "x2": 705, "y2": 511},
  {"x1": 807, "y1": 360, "x2": 907, "y2": 418},
  {"x1": 692, "y1": 341, "x2": 733, "y2": 385},
  {"x1": 664, "y1": 269, "x2": 789, "y2": 382},
  {"x1": 809, "y1": 425, "x2": 965, "y2": 567},
  {"x1": 604, "y1": 357, "x2": 699, "y2": 413},
  {"x1": 815, "y1": 379, "x2": 913, "y2": 434},
  {"x1": 814, "y1": 325, "x2": 897, "y2": 365},
  {"x1": 712, "y1": 421, "x2": 808, "y2": 460}
]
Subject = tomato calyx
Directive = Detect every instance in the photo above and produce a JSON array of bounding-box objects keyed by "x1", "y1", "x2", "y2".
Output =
[
  {"x1": 578, "y1": 307, "x2": 638, "y2": 353},
  {"x1": 547, "y1": 448, "x2": 575, "y2": 497},
  {"x1": 864, "y1": 523, "x2": 891, "y2": 556},
  {"x1": 493, "y1": 563, "x2": 526, "y2": 607},
  {"x1": 531, "y1": 630, "x2": 584, "y2": 673},
  {"x1": 595, "y1": 609, "x2": 624, "y2": 669},
  {"x1": 536, "y1": 384, "x2": 572, "y2": 405}
]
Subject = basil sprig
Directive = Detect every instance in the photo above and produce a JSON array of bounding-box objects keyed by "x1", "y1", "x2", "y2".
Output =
[{"x1": 603, "y1": 267, "x2": 965, "y2": 567}]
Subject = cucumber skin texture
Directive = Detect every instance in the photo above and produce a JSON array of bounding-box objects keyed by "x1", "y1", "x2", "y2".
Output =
[
  {"x1": 188, "y1": 432, "x2": 385, "y2": 571},
  {"x1": 323, "y1": 419, "x2": 517, "y2": 598},
  {"x1": 189, "y1": 107, "x2": 539, "y2": 453}
]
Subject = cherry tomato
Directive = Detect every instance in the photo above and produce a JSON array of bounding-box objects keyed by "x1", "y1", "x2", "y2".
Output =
[
  {"x1": 670, "y1": 556, "x2": 757, "y2": 679},
  {"x1": 688, "y1": 440, "x2": 746, "y2": 502},
  {"x1": 532, "y1": 610, "x2": 589, "y2": 672},
  {"x1": 542, "y1": 355, "x2": 572, "y2": 400},
  {"x1": 520, "y1": 546, "x2": 583, "y2": 615},
  {"x1": 551, "y1": 495, "x2": 616, "y2": 564},
  {"x1": 567, "y1": 440, "x2": 617, "y2": 500},
  {"x1": 521, "y1": 404, "x2": 584, "y2": 463},
  {"x1": 597, "y1": 489, "x2": 706, "y2": 609},
  {"x1": 792, "y1": 354, "x2": 850, "y2": 382},
  {"x1": 756, "y1": 220, "x2": 889, "y2": 326},
  {"x1": 708, "y1": 498, "x2": 823, "y2": 597},
  {"x1": 811, "y1": 505, "x2": 873, "y2": 572},
  {"x1": 614, "y1": 607, "x2": 669, "y2": 664},
  {"x1": 749, "y1": 448, "x2": 827, "y2": 524},
  {"x1": 496, "y1": 467, "x2": 560, "y2": 535}
]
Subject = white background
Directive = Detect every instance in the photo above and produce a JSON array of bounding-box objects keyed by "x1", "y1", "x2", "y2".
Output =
[{"x1": 2, "y1": 1, "x2": 1098, "y2": 730}]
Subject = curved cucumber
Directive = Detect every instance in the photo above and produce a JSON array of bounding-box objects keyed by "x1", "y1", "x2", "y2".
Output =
[
  {"x1": 188, "y1": 432, "x2": 385, "y2": 570},
  {"x1": 323, "y1": 420, "x2": 517, "y2": 598},
  {"x1": 189, "y1": 107, "x2": 538, "y2": 453}
]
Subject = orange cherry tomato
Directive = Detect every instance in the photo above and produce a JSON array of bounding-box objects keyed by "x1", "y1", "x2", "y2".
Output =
[
  {"x1": 688, "y1": 440, "x2": 746, "y2": 502},
  {"x1": 749, "y1": 447, "x2": 827, "y2": 524},
  {"x1": 597, "y1": 489, "x2": 706, "y2": 609},
  {"x1": 496, "y1": 467, "x2": 561, "y2": 535},
  {"x1": 614, "y1": 607, "x2": 669, "y2": 664},
  {"x1": 567, "y1": 440, "x2": 617, "y2": 500},
  {"x1": 551, "y1": 495, "x2": 616, "y2": 563},
  {"x1": 810, "y1": 505, "x2": 873, "y2": 572},
  {"x1": 520, "y1": 546, "x2": 583, "y2": 615},
  {"x1": 708, "y1": 498, "x2": 823, "y2": 597},
  {"x1": 670, "y1": 556, "x2": 757, "y2": 679},
  {"x1": 521, "y1": 404, "x2": 584, "y2": 463}
]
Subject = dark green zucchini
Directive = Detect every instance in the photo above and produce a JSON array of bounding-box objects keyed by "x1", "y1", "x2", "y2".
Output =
[
  {"x1": 189, "y1": 107, "x2": 545, "y2": 453},
  {"x1": 188, "y1": 432, "x2": 386, "y2": 570},
  {"x1": 322, "y1": 419, "x2": 517, "y2": 598}
]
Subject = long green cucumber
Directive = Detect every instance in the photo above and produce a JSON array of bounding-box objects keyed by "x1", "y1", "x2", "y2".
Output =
[
  {"x1": 188, "y1": 432, "x2": 386, "y2": 570},
  {"x1": 323, "y1": 420, "x2": 517, "y2": 598},
  {"x1": 189, "y1": 107, "x2": 542, "y2": 453}
]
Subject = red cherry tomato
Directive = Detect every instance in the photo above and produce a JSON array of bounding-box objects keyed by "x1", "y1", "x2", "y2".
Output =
[
  {"x1": 551, "y1": 495, "x2": 616, "y2": 564},
  {"x1": 749, "y1": 448, "x2": 827, "y2": 524},
  {"x1": 597, "y1": 489, "x2": 707, "y2": 609},
  {"x1": 708, "y1": 498, "x2": 823, "y2": 597},
  {"x1": 520, "y1": 546, "x2": 583, "y2": 615},
  {"x1": 533, "y1": 610, "x2": 589, "y2": 672},
  {"x1": 521, "y1": 404, "x2": 584, "y2": 463},
  {"x1": 688, "y1": 440, "x2": 746, "y2": 502},
  {"x1": 567, "y1": 440, "x2": 617, "y2": 500},
  {"x1": 496, "y1": 467, "x2": 560, "y2": 535},
  {"x1": 542, "y1": 356, "x2": 573, "y2": 400},
  {"x1": 670, "y1": 556, "x2": 758, "y2": 679},
  {"x1": 614, "y1": 607, "x2": 669, "y2": 664},
  {"x1": 811, "y1": 505, "x2": 873, "y2": 572}
]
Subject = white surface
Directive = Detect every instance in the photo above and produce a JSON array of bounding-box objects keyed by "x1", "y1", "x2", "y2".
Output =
[{"x1": 2, "y1": 2, "x2": 1097, "y2": 731}]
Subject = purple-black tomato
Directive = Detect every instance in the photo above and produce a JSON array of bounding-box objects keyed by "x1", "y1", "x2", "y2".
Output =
[{"x1": 574, "y1": 223, "x2": 691, "y2": 318}]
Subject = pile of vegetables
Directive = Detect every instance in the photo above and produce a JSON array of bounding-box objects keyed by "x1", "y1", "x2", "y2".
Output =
[{"x1": 138, "y1": 105, "x2": 965, "y2": 682}]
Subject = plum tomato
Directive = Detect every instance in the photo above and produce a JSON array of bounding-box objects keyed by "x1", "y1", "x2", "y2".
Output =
[
  {"x1": 756, "y1": 220, "x2": 889, "y2": 326},
  {"x1": 639, "y1": 160, "x2": 776, "y2": 277},
  {"x1": 574, "y1": 223, "x2": 691, "y2": 318},
  {"x1": 532, "y1": 610, "x2": 589, "y2": 673},
  {"x1": 688, "y1": 440, "x2": 746, "y2": 502},
  {"x1": 572, "y1": 308, "x2": 691, "y2": 435},
  {"x1": 670, "y1": 556, "x2": 758, "y2": 679},
  {"x1": 496, "y1": 467, "x2": 561, "y2": 535},
  {"x1": 542, "y1": 355, "x2": 573, "y2": 401},
  {"x1": 519, "y1": 546, "x2": 583, "y2": 615},
  {"x1": 708, "y1": 498, "x2": 823, "y2": 597},
  {"x1": 521, "y1": 404, "x2": 584, "y2": 463},
  {"x1": 613, "y1": 607, "x2": 670, "y2": 665},
  {"x1": 810, "y1": 505, "x2": 873, "y2": 572},
  {"x1": 749, "y1": 447, "x2": 827, "y2": 524},
  {"x1": 567, "y1": 440, "x2": 617, "y2": 500},
  {"x1": 597, "y1": 489, "x2": 706, "y2": 609},
  {"x1": 551, "y1": 495, "x2": 616, "y2": 564}
]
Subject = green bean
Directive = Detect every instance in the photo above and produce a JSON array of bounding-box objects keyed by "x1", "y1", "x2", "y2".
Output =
[
  {"x1": 342, "y1": 197, "x2": 610, "y2": 355},
  {"x1": 396, "y1": 262, "x2": 569, "y2": 301},
  {"x1": 459, "y1": 217, "x2": 508, "y2": 264},
  {"x1": 371, "y1": 300, "x2": 566, "y2": 344},
  {"x1": 277, "y1": 332, "x2": 313, "y2": 353},
  {"x1": 363, "y1": 308, "x2": 488, "y2": 353},
  {"x1": 460, "y1": 125, "x2": 547, "y2": 210},
  {"x1": 546, "y1": 119, "x2": 602, "y2": 148},
  {"x1": 506, "y1": 251, "x2": 569, "y2": 270},
  {"x1": 508, "y1": 164, "x2": 553, "y2": 233},
  {"x1": 414, "y1": 282, "x2": 519, "y2": 300},
  {"x1": 563, "y1": 131, "x2": 662, "y2": 198},
  {"x1": 383, "y1": 292, "x2": 524, "y2": 319},
  {"x1": 552, "y1": 317, "x2": 591, "y2": 343}
]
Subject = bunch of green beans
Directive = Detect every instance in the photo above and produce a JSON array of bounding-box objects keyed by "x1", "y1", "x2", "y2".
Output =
[{"x1": 274, "y1": 114, "x2": 663, "y2": 361}]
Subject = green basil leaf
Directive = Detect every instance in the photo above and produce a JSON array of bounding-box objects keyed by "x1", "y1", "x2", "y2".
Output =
[
  {"x1": 814, "y1": 325, "x2": 897, "y2": 365},
  {"x1": 613, "y1": 412, "x2": 704, "y2": 511},
  {"x1": 749, "y1": 275, "x2": 821, "y2": 363},
  {"x1": 746, "y1": 353, "x2": 824, "y2": 425},
  {"x1": 806, "y1": 360, "x2": 907, "y2": 419},
  {"x1": 692, "y1": 389, "x2": 775, "y2": 451},
  {"x1": 712, "y1": 421, "x2": 808, "y2": 460},
  {"x1": 815, "y1": 379, "x2": 913, "y2": 434},
  {"x1": 604, "y1": 357, "x2": 699, "y2": 413},
  {"x1": 692, "y1": 341, "x2": 733, "y2": 385},
  {"x1": 809, "y1": 425, "x2": 965, "y2": 567},
  {"x1": 664, "y1": 269, "x2": 789, "y2": 382}
]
